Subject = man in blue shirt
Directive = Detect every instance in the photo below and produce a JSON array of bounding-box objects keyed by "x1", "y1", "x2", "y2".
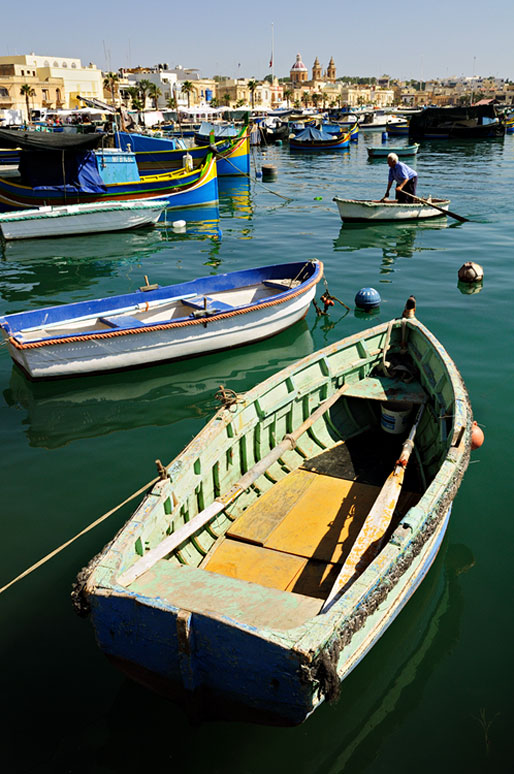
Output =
[{"x1": 382, "y1": 153, "x2": 418, "y2": 203}]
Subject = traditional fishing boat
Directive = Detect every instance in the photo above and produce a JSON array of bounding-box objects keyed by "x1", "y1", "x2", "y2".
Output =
[
  {"x1": 117, "y1": 124, "x2": 250, "y2": 177},
  {"x1": 0, "y1": 259, "x2": 323, "y2": 379},
  {"x1": 0, "y1": 199, "x2": 167, "y2": 241},
  {"x1": 290, "y1": 126, "x2": 350, "y2": 152},
  {"x1": 367, "y1": 143, "x2": 420, "y2": 159},
  {"x1": 73, "y1": 299, "x2": 472, "y2": 725},
  {"x1": 0, "y1": 128, "x2": 219, "y2": 212},
  {"x1": 386, "y1": 121, "x2": 409, "y2": 137},
  {"x1": 333, "y1": 196, "x2": 450, "y2": 222}
]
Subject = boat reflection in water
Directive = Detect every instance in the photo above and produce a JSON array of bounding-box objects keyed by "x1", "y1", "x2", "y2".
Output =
[
  {"x1": 218, "y1": 177, "x2": 252, "y2": 221},
  {"x1": 4, "y1": 322, "x2": 313, "y2": 449},
  {"x1": 334, "y1": 219, "x2": 450, "y2": 274}
]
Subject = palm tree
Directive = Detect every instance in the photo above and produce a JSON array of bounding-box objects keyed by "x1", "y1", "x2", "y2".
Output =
[
  {"x1": 181, "y1": 81, "x2": 194, "y2": 108},
  {"x1": 20, "y1": 84, "x2": 36, "y2": 123},
  {"x1": 222, "y1": 92, "x2": 231, "y2": 107},
  {"x1": 311, "y1": 92, "x2": 321, "y2": 109},
  {"x1": 103, "y1": 72, "x2": 119, "y2": 107},
  {"x1": 166, "y1": 96, "x2": 177, "y2": 109},
  {"x1": 302, "y1": 91, "x2": 310, "y2": 108},
  {"x1": 137, "y1": 79, "x2": 153, "y2": 110},
  {"x1": 148, "y1": 83, "x2": 162, "y2": 110},
  {"x1": 283, "y1": 89, "x2": 293, "y2": 108},
  {"x1": 247, "y1": 80, "x2": 258, "y2": 109}
]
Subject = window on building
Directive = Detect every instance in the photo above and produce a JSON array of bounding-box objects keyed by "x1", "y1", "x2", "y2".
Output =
[
  {"x1": 62, "y1": 62, "x2": 68, "y2": 68},
  {"x1": 56, "y1": 88, "x2": 62, "y2": 102},
  {"x1": 44, "y1": 61, "x2": 49, "y2": 66},
  {"x1": 53, "y1": 61, "x2": 58, "y2": 67},
  {"x1": 21, "y1": 70, "x2": 24, "y2": 76},
  {"x1": 0, "y1": 87, "x2": 9, "y2": 97},
  {"x1": 71, "y1": 63, "x2": 77, "y2": 68}
]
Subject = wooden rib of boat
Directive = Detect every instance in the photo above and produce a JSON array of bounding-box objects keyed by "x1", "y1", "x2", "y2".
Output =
[
  {"x1": 333, "y1": 196, "x2": 450, "y2": 222},
  {"x1": 367, "y1": 143, "x2": 419, "y2": 158},
  {"x1": 0, "y1": 260, "x2": 323, "y2": 379},
  {"x1": 0, "y1": 199, "x2": 167, "y2": 241},
  {"x1": 73, "y1": 302, "x2": 472, "y2": 725}
]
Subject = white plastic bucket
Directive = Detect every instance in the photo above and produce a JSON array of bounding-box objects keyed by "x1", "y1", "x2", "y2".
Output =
[{"x1": 380, "y1": 402, "x2": 412, "y2": 435}]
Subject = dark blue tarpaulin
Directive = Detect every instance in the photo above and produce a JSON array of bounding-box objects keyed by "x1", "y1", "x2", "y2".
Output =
[
  {"x1": 293, "y1": 126, "x2": 335, "y2": 142},
  {"x1": 18, "y1": 150, "x2": 107, "y2": 193}
]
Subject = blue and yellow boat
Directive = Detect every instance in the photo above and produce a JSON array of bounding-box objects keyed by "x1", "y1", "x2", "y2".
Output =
[
  {"x1": 290, "y1": 126, "x2": 350, "y2": 152},
  {"x1": 117, "y1": 124, "x2": 250, "y2": 177},
  {"x1": 0, "y1": 128, "x2": 219, "y2": 212}
]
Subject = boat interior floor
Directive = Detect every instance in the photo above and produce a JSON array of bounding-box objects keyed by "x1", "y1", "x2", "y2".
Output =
[{"x1": 130, "y1": 429, "x2": 422, "y2": 630}]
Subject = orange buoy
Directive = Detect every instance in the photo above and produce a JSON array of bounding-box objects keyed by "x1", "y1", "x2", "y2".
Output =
[{"x1": 471, "y1": 421, "x2": 485, "y2": 450}]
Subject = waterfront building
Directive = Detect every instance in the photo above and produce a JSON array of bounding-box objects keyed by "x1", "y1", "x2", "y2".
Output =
[{"x1": 0, "y1": 54, "x2": 103, "y2": 115}]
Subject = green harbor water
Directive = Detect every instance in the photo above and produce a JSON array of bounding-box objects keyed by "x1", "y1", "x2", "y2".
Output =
[{"x1": 1, "y1": 133, "x2": 513, "y2": 773}]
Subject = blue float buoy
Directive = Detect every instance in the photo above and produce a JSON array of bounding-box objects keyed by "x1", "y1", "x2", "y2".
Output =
[
  {"x1": 381, "y1": 131, "x2": 388, "y2": 142},
  {"x1": 355, "y1": 287, "x2": 381, "y2": 310}
]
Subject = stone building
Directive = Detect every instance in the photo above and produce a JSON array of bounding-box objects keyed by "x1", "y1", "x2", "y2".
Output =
[{"x1": 0, "y1": 53, "x2": 103, "y2": 119}]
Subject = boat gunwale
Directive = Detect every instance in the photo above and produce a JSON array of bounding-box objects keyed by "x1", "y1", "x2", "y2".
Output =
[{"x1": 1, "y1": 260, "x2": 323, "y2": 348}]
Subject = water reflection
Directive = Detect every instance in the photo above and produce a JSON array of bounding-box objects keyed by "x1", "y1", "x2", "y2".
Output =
[
  {"x1": 218, "y1": 177, "x2": 253, "y2": 220},
  {"x1": 4, "y1": 322, "x2": 313, "y2": 449}
]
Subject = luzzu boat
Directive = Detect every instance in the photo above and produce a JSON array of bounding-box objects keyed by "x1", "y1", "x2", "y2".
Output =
[
  {"x1": 0, "y1": 260, "x2": 323, "y2": 379},
  {"x1": 73, "y1": 300, "x2": 472, "y2": 726},
  {"x1": 0, "y1": 128, "x2": 219, "y2": 212},
  {"x1": 289, "y1": 126, "x2": 350, "y2": 151},
  {"x1": 333, "y1": 196, "x2": 450, "y2": 222},
  {"x1": 117, "y1": 124, "x2": 250, "y2": 177}
]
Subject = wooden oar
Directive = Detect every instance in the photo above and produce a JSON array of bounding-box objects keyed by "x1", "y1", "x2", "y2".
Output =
[
  {"x1": 118, "y1": 381, "x2": 353, "y2": 587},
  {"x1": 400, "y1": 190, "x2": 469, "y2": 223},
  {"x1": 321, "y1": 402, "x2": 426, "y2": 613}
]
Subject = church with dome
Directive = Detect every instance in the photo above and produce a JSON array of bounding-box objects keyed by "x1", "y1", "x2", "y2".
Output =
[{"x1": 289, "y1": 53, "x2": 337, "y2": 86}]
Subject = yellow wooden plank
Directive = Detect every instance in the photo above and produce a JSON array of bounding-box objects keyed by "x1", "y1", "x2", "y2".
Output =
[
  {"x1": 203, "y1": 537, "x2": 308, "y2": 591},
  {"x1": 227, "y1": 468, "x2": 316, "y2": 545},
  {"x1": 263, "y1": 475, "x2": 384, "y2": 565},
  {"x1": 286, "y1": 559, "x2": 340, "y2": 600}
]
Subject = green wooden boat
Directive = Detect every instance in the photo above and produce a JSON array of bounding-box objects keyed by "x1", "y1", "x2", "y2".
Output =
[{"x1": 74, "y1": 300, "x2": 473, "y2": 726}]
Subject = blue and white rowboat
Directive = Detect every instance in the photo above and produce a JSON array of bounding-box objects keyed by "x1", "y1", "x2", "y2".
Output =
[{"x1": 0, "y1": 260, "x2": 323, "y2": 379}]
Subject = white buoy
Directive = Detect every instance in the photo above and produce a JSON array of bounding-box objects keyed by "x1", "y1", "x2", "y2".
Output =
[{"x1": 172, "y1": 220, "x2": 186, "y2": 231}]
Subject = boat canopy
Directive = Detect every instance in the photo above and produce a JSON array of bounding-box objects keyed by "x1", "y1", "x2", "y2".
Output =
[
  {"x1": 293, "y1": 126, "x2": 336, "y2": 142},
  {"x1": 197, "y1": 122, "x2": 239, "y2": 139},
  {"x1": 0, "y1": 127, "x2": 106, "y2": 152},
  {"x1": 18, "y1": 150, "x2": 107, "y2": 193}
]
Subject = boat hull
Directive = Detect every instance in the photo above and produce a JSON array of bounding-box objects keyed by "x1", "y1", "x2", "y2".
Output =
[
  {"x1": 367, "y1": 144, "x2": 419, "y2": 158},
  {"x1": 0, "y1": 200, "x2": 165, "y2": 240},
  {"x1": 333, "y1": 197, "x2": 449, "y2": 222},
  {"x1": 0, "y1": 154, "x2": 219, "y2": 212},
  {"x1": 78, "y1": 316, "x2": 472, "y2": 726},
  {"x1": 1, "y1": 260, "x2": 322, "y2": 379}
]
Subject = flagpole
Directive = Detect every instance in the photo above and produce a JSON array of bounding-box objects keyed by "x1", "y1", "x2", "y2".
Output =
[{"x1": 271, "y1": 22, "x2": 274, "y2": 82}]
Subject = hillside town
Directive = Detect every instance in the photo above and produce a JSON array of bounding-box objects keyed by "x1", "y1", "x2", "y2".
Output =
[{"x1": 1, "y1": 51, "x2": 514, "y2": 125}]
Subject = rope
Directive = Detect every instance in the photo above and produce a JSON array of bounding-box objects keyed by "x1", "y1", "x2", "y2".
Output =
[
  {"x1": 212, "y1": 130, "x2": 292, "y2": 202},
  {"x1": 0, "y1": 475, "x2": 160, "y2": 595}
]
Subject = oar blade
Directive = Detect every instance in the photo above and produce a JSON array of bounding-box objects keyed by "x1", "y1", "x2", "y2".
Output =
[{"x1": 321, "y1": 469, "x2": 405, "y2": 612}]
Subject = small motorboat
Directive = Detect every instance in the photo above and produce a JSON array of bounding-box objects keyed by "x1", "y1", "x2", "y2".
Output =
[
  {"x1": 73, "y1": 299, "x2": 473, "y2": 725},
  {"x1": 0, "y1": 199, "x2": 167, "y2": 241},
  {"x1": 367, "y1": 143, "x2": 420, "y2": 159},
  {"x1": 333, "y1": 196, "x2": 450, "y2": 222},
  {"x1": 0, "y1": 259, "x2": 323, "y2": 379}
]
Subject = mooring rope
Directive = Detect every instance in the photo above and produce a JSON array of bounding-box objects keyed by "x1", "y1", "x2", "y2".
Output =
[{"x1": 0, "y1": 474, "x2": 160, "y2": 595}]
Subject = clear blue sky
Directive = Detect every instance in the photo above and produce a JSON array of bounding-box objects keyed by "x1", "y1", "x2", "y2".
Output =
[{"x1": 3, "y1": 0, "x2": 513, "y2": 81}]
